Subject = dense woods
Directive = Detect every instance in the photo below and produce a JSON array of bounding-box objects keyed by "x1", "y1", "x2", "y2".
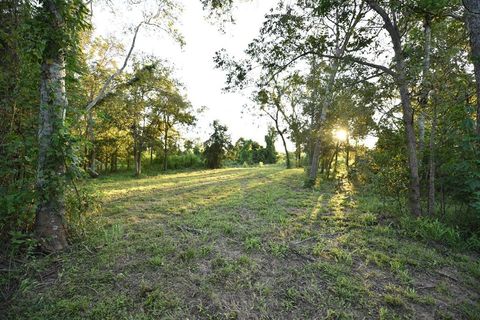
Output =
[{"x1": 1, "y1": 0, "x2": 480, "y2": 318}]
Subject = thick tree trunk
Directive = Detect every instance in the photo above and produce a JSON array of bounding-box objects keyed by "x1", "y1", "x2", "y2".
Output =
[
  {"x1": 464, "y1": 0, "x2": 480, "y2": 135},
  {"x1": 35, "y1": 0, "x2": 68, "y2": 252}
]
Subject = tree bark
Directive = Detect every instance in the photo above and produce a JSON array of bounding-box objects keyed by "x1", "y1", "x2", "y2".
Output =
[
  {"x1": 86, "y1": 110, "x2": 98, "y2": 177},
  {"x1": 295, "y1": 142, "x2": 301, "y2": 167},
  {"x1": 163, "y1": 125, "x2": 169, "y2": 171},
  {"x1": 464, "y1": 0, "x2": 480, "y2": 135},
  {"x1": 345, "y1": 135, "x2": 350, "y2": 170},
  {"x1": 272, "y1": 109, "x2": 290, "y2": 169},
  {"x1": 133, "y1": 124, "x2": 142, "y2": 176},
  {"x1": 398, "y1": 65, "x2": 422, "y2": 217},
  {"x1": 427, "y1": 103, "x2": 438, "y2": 216},
  {"x1": 333, "y1": 142, "x2": 339, "y2": 174},
  {"x1": 35, "y1": 0, "x2": 68, "y2": 252},
  {"x1": 418, "y1": 17, "x2": 432, "y2": 160},
  {"x1": 279, "y1": 129, "x2": 291, "y2": 169}
]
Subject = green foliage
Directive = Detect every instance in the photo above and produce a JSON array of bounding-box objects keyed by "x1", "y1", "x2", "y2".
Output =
[
  {"x1": 400, "y1": 216, "x2": 462, "y2": 247},
  {"x1": 64, "y1": 183, "x2": 101, "y2": 240},
  {"x1": 165, "y1": 153, "x2": 204, "y2": 170},
  {"x1": 203, "y1": 120, "x2": 232, "y2": 169}
]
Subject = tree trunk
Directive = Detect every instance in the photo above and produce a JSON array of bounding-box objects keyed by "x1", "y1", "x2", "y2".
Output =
[
  {"x1": 87, "y1": 109, "x2": 96, "y2": 172},
  {"x1": 346, "y1": 136, "x2": 350, "y2": 171},
  {"x1": 464, "y1": 0, "x2": 480, "y2": 135},
  {"x1": 308, "y1": 140, "x2": 322, "y2": 185},
  {"x1": 279, "y1": 130, "x2": 291, "y2": 169},
  {"x1": 133, "y1": 124, "x2": 141, "y2": 176},
  {"x1": 295, "y1": 142, "x2": 301, "y2": 167},
  {"x1": 418, "y1": 17, "x2": 432, "y2": 170},
  {"x1": 320, "y1": 157, "x2": 326, "y2": 174},
  {"x1": 307, "y1": 58, "x2": 340, "y2": 185},
  {"x1": 398, "y1": 69, "x2": 422, "y2": 217},
  {"x1": 135, "y1": 148, "x2": 141, "y2": 176},
  {"x1": 326, "y1": 150, "x2": 336, "y2": 180},
  {"x1": 35, "y1": 0, "x2": 68, "y2": 252},
  {"x1": 113, "y1": 149, "x2": 118, "y2": 172},
  {"x1": 427, "y1": 103, "x2": 438, "y2": 216},
  {"x1": 367, "y1": 0, "x2": 422, "y2": 216},
  {"x1": 333, "y1": 142, "x2": 339, "y2": 174},
  {"x1": 163, "y1": 126, "x2": 168, "y2": 171},
  {"x1": 306, "y1": 6, "x2": 363, "y2": 185}
]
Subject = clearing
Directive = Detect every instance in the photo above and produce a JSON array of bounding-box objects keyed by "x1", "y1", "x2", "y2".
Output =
[{"x1": 4, "y1": 166, "x2": 480, "y2": 319}]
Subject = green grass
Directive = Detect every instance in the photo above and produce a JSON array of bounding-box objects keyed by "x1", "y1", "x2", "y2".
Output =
[{"x1": 3, "y1": 166, "x2": 480, "y2": 319}]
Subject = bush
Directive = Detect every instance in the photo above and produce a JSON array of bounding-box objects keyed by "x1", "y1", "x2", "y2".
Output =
[
  {"x1": 400, "y1": 216, "x2": 462, "y2": 248},
  {"x1": 65, "y1": 182, "x2": 101, "y2": 240},
  {"x1": 166, "y1": 153, "x2": 204, "y2": 170}
]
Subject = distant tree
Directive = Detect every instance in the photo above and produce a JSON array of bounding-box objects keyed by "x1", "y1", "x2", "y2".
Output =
[
  {"x1": 264, "y1": 127, "x2": 277, "y2": 164},
  {"x1": 203, "y1": 120, "x2": 232, "y2": 169},
  {"x1": 235, "y1": 138, "x2": 253, "y2": 164}
]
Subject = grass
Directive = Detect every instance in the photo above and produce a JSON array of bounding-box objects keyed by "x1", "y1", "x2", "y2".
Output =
[{"x1": 3, "y1": 166, "x2": 480, "y2": 319}]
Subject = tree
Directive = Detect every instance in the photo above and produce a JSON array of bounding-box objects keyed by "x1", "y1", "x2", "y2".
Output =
[
  {"x1": 152, "y1": 83, "x2": 195, "y2": 171},
  {"x1": 264, "y1": 127, "x2": 277, "y2": 164},
  {"x1": 464, "y1": 0, "x2": 480, "y2": 135},
  {"x1": 34, "y1": 0, "x2": 89, "y2": 252},
  {"x1": 203, "y1": 120, "x2": 232, "y2": 169}
]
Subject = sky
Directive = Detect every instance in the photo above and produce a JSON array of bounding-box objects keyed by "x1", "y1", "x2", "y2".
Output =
[{"x1": 92, "y1": 0, "x2": 290, "y2": 148}]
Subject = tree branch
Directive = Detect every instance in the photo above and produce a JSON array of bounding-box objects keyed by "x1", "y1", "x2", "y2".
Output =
[
  {"x1": 86, "y1": 22, "x2": 143, "y2": 112},
  {"x1": 320, "y1": 54, "x2": 396, "y2": 77}
]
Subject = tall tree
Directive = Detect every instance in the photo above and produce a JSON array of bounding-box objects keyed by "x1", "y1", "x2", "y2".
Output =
[
  {"x1": 204, "y1": 120, "x2": 232, "y2": 169},
  {"x1": 464, "y1": 0, "x2": 480, "y2": 135},
  {"x1": 35, "y1": 0, "x2": 89, "y2": 251}
]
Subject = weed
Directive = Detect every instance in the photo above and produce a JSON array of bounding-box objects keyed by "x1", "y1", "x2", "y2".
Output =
[{"x1": 244, "y1": 236, "x2": 262, "y2": 251}]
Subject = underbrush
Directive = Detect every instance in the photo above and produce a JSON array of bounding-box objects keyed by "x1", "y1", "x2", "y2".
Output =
[{"x1": 355, "y1": 191, "x2": 480, "y2": 252}]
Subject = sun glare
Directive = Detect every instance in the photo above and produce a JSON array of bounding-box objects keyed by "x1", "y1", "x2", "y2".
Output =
[{"x1": 333, "y1": 128, "x2": 348, "y2": 142}]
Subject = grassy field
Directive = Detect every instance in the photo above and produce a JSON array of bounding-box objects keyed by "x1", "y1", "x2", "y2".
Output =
[{"x1": 4, "y1": 166, "x2": 480, "y2": 319}]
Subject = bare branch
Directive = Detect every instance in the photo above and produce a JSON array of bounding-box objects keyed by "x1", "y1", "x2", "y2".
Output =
[{"x1": 86, "y1": 21, "x2": 143, "y2": 112}]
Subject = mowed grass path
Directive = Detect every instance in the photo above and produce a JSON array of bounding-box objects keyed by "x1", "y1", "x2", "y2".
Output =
[{"x1": 6, "y1": 166, "x2": 480, "y2": 319}]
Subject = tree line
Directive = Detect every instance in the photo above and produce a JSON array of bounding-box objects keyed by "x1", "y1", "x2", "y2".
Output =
[
  {"x1": 214, "y1": 0, "x2": 480, "y2": 237},
  {"x1": 1, "y1": 0, "x2": 480, "y2": 252}
]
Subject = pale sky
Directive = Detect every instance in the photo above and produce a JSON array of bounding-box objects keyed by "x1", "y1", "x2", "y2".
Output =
[{"x1": 92, "y1": 0, "x2": 290, "y2": 149}]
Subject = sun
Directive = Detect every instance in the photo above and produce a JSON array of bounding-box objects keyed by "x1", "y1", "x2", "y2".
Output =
[{"x1": 333, "y1": 128, "x2": 348, "y2": 142}]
